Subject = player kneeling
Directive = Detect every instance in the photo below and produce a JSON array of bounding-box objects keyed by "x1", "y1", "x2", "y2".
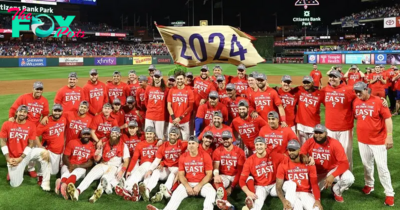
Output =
[
  {"x1": 276, "y1": 140, "x2": 323, "y2": 210},
  {"x1": 213, "y1": 131, "x2": 245, "y2": 210},
  {"x1": 147, "y1": 136, "x2": 216, "y2": 210},
  {"x1": 67, "y1": 127, "x2": 130, "y2": 203},
  {"x1": 55, "y1": 128, "x2": 95, "y2": 199}
]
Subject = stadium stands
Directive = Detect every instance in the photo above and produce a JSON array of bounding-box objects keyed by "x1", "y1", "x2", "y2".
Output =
[{"x1": 338, "y1": 4, "x2": 400, "y2": 22}]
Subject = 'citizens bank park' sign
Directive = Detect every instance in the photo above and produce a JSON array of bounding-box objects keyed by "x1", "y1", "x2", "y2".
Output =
[{"x1": 0, "y1": 3, "x2": 54, "y2": 14}]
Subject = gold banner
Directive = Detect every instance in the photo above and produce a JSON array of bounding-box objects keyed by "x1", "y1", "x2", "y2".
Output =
[
  {"x1": 133, "y1": 56, "x2": 152, "y2": 64},
  {"x1": 156, "y1": 25, "x2": 264, "y2": 67}
]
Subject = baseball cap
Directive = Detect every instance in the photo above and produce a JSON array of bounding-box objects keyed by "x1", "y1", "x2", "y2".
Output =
[
  {"x1": 328, "y1": 70, "x2": 342, "y2": 78},
  {"x1": 221, "y1": 130, "x2": 233, "y2": 139},
  {"x1": 89, "y1": 69, "x2": 98, "y2": 75},
  {"x1": 139, "y1": 75, "x2": 148, "y2": 81},
  {"x1": 113, "y1": 71, "x2": 121, "y2": 76},
  {"x1": 350, "y1": 65, "x2": 358, "y2": 69},
  {"x1": 216, "y1": 75, "x2": 225, "y2": 82},
  {"x1": 203, "y1": 131, "x2": 214, "y2": 138},
  {"x1": 168, "y1": 75, "x2": 176, "y2": 81},
  {"x1": 213, "y1": 65, "x2": 222, "y2": 70},
  {"x1": 154, "y1": 70, "x2": 162, "y2": 77},
  {"x1": 201, "y1": 65, "x2": 209, "y2": 71},
  {"x1": 128, "y1": 120, "x2": 138, "y2": 127},
  {"x1": 353, "y1": 82, "x2": 368, "y2": 91},
  {"x1": 68, "y1": 72, "x2": 78, "y2": 78},
  {"x1": 145, "y1": 126, "x2": 156, "y2": 133},
  {"x1": 126, "y1": 96, "x2": 135, "y2": 103},
  {"x1": 129, "y1": 70, "x2": 136, "y2": 74},
  {"x1": 33, "y1": 81, "x2": 44, "y2": 89},
  {"x1": 81, "y1": 127, "x2": 91, "y2": 135},
  {"x1": 249, "y1": 71, "x2": 258, "y2": 78},
  {"x1": 188, "y1": 135, "x2": 199, "y2": 143},
  {"x1": 226, "y1": 83, "x2": 236, "y2": 91},
  {"x1": 186, "y1": 72, "x2": 193, "y2": 77},
  {"x1": 267, "y1": 111, "x2": 279, "y2": 119},
  {"x1": 112, "y1": 98, "x2": 121, "y2": 105},
  {"x1": 213, "y1": 111, "x2": 223, "y2": 118},
  {"x1": 303, "y1": 75, "x2": 313, "y2": 83},
  {"x1": 313, "y1": 124, "x2": 327, "y2": 133},
  {"x1": 103, "y1": 103, "x2": 112, "y2": 109},
  {"x1": 380, "y1": 64, "x2": 385, "y2": 68},
  {"x1": 111, "y1": 126, "x2": 121, "y2": 133},
  {"x1": 52, "y1": 104, "x2": 63, "y2": 111},
  {"x1": 281, "y1": 75, "x2": 292, "y2": 82},
  {"x1": 169, "y1": 126, "x2": 179, "y2": 134},
  {"x1": 17, "y1": 105, "x2": 29, "y2": 112},
  {"x1": 254, "y1": 136, "x2": 266, "y2": 144},
  {"x1": 238, "y1": 99, "x2": 249, "y2": 108},
  {"x1": 209, "y1": 91, "x2": 219, "y2": 98},
  {"x1": 237, "y1": 64, "x2": 246, "y2": 70},
  {"x1": 80, "y1": 100, "x2": 89, "y2": 107},
  {"x1": 287, "y1": 140, "x2": 301, "y2": 150},
  {"x1": 255, "y1": 73, "x2": 267, "y2": 81},
  {"x1": 149, "y1": 64, "x2": 156, "y2": 70}
]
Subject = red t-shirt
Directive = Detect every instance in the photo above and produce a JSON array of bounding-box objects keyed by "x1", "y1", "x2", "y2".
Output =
[
  {"x1": 193, "y1": 77, "x2": 216, "y2": 108},
  {"x1": 156, "y1": 140, "x2": 188, "y2": 167},
  {"x1": 37, "y1": 116, "x2": 67, "y2": 154},
  {"x1": 368, "y1": 73, "x2": 386, "y2": 91},
  {"x1": 0, "y1": 121, "x2": 37, "y2": 158},
  {"x1": 54, "y1": 85, "x2": 83, "y2": 112},
  {"x1": 167, "y1": 86, "x2": 194, "y2": 124},
  {"x1": 217, "y1": 88, "x2": 229, "y2": 102},
  {"x1": 121, "y1": 106, "x2": 145, "y2": 130},
  {"x1": 107, "y1": 81, "x2": 130, "y2": 105},
  {"x1": 353, "y1": 96, "x2": 392, "y2": 145},
  {"x1": 222, "y1": 97, "x2": 252, "y2": 121},
  {"x1": 346, "y1": 72, "x2": 363, "y2": 88},
  {"x1": 198, "y1": 125, "x2": 235, "y2": 149},
  {"x1": 63, "y1": 139, "x2": 95, "y2": 165},
  {"x1": 127, "y1": 81, "x2": 140, "y2": 97},
  {"x1": 393, "y1": 73, "x2": 400, "y2": 90},
  {"x1": 144, "y1": 86, "x2": 169, "y2": 121},
  {"x1": 259, "y1": 125, "x2": 298, "y2": 154},
  {"x1": 89, "y1": 114, "x2": 118, "y2": 139},
  {"x1": 249, "y1": 88, "x2": 282, "y2": 121},
  {"x1": 277, "y1": 88, "x2": 297, "y2": 127},
  {"x1": 110, "y1": 110, "x2": 125, "y2": 126},
  {"x1": 295, "y1": 87, "x2": 324, "y2": 128},
  {"x1": 384, "y1": 70, "x2": 395, "y2": 89},
  {"x1": 310, "y1": 70, "x2": 322, "y2": 86},
  {"x1": 179, "y1": 150, "x2": 213, "y2": 183},
  {"x1": 127, "y1": 140, "x2": 159, "y2": 172},
  {"x1": 82, "y1": 80, "x2": 108, "y2": 115},
  {"x1": 199, "y1": 145, "x2": 214, "y2": 157},
  {"x1": 135, "y1": 87, "x2": 147, "y2": 111},
  {"x1": 196, "y1": 102, "x2": 229, "y2": 127},
  {"x1": 231, "y1": 116, "x2": 267, "y2": 151},
  {"x1": 9, "y1": 93, "x2": 49, "y2": 124},
  {"x1": 101, "y1": 138, "x2": 126, "y2": 163},
  {"x1": 212, "y1": 146, "x2": 245, "y2": 176},
  {"x1": 230, "y1": 76, "x2": 249, "y2": 97},
  {"x1": 121, "y1": 133, "x2": 145, "y2": 157},
  {"x1": 64, "y1": 111, "x2": 93, "y2": 144},
  {"x1": 322, "y1": 83, "x2": 356, "y2": 131}
]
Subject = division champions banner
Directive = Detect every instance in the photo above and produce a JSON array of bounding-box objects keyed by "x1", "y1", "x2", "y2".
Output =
[{"x1": 155, "y1": 24, "x2": 265, "y2": 67}]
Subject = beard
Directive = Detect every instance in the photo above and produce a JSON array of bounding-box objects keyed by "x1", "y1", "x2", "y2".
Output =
[
  {"x1": 314, "y1": 136, "x2": 327, "y2": 144},
  {"x1": 80, "y1": 137, "x2": 90, "y2": 144},
  {"x1": 289, "y1": 153, "x2": 298, "y2": 160},
  {"x1": 213, "y1": 121, "x2": 221, "y2": 128},
  {"x1": 239, "y1": 111, "x2": 248, "y2": 119},
  {"x1": 110, "y1": 136, "x2": 120, "y2": 145}
]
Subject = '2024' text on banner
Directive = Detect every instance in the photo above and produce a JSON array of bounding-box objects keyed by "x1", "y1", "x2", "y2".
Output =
[
  {"x1": 156, "y1": 25, "x2": 265, "y2": 67},
  {"x1": 133, "y1": 56, "x2": 152, "y2": 64}
]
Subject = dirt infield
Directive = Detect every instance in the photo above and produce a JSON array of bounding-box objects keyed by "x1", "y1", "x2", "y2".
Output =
[{"x1": 0, "y1": 76, "x2": 329, "y2": 95}]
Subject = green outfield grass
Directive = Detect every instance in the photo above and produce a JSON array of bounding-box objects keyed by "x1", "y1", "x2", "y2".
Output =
[{"x1": 0, "y1": 64, "x2": 398, "y2": 210}]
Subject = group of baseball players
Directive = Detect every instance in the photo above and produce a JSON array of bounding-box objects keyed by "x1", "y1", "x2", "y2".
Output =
[{"x1": 0, "y1": 63, "x2": 397, "y2": 210}]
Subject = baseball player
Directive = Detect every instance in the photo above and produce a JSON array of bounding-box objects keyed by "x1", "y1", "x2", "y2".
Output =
[
  {"x1": 276, "y1": 140, "x2": 323, "y2": 210},
  {"x1": 198, "y1": 111, "x2": 235, "y2": 149},
  {"x1": 82, "y1": 69, "x2": 109, "y2": 116},
  {"x1": 120, "y1": 120, "x2": 145, "y2": 157},
  {"x1": 222, "y1": 83, "x2": 253, "y2": 122},
  {"x1": 89, "y1": 103, "x2": 118, "y2": 149},
  {"x1": 239, "y1": 136, "x2": 296, "y2": 210},
  {"x1": 126, "y1": 70, "x2": 140, "y2": 97},
  {"x1": 231, "y1": 100, "x2": 267, "y2": 156},
  {"x1": 368, "y1": 65, "x2": 387, "y2": 97},
  {"x1": 276, "y1": 75, "x2": 298, "y2": 132},
  {"x1": 107, "y1": 71, "x2": 130, "y2": 105},
  {"x1": 0, "y1": 105, "x2": 51, "y2": 190},
  {"x1": 213, "y1": 131, "x2": 246, "y2": 210},
  {"x1": 136, "y1": 75, "x2": 149, "y2": 112},
  {"x1": 199, "y1": 131, "x2": 215, "y2": 157},
  {"x1": 249, "y1": 73, "x2": 287, "y2": 126},
  {"x1": 392, "y1": 67, "x2": 400, "y2": 115},
  {"x1": 352, "y1": 82, "x2": 395, "y2": 206},
  {"x1": 211, "y1": 65, "x2": 231, "y2": 87},
  {"x1": 64, "y1": 100, "x2": 92, "y2": 144},
  {"x1": 9, "y1": 81, "x2": 49, "y2": 126},
  {"x1": 300, "y1": 124, "x2": 355, "y2": 203},
  {"x1": 146, "y1": 136, "x2": 215, "y2": 210},
  {"x1": 193, "y1": 65, "x2": 216, "y2": 110},
  {"x1": 215, "y1": 75, "x2": 229, "y2": 100},
  {"x1": 110, "y1": 98, "x2": 125, "y2": 126},
  {"x1": 259, "y1": 111, "x2": 298, "y2": 154},
  {"x1": 55, "y1": 127, "x2": 95, "y2": 200},
  {"x1": 295, "y1": 76, "x2": 324, "y2": 145},
  {"x1": 122, "y1": 126, "x2": 160, "y2": 201},
  {"x1": 384, "y1": 65, "x2": 396, "y2": 111},
  {"x1": 230, "y1": 64, "x2": 249, "y2": 98},
  {"x1": 310, "y1": 64, "x2": 322, "y2": 89},
  {"x1": 245, "y1": 72, "x2": 259, "y2": 99},
  {"x1": 167, "y1": 71, "x2": 194, "y2": 140},
  {"x1": 147, "y1": 64, "x2": 156, "y2": 85},
  {"x1": 144, "y1": 70, "x2": 170, "y2": 139},
  {"x1": 54, "y1": 72, "x2": 82, "y2": 112},
  {"x1": 67, "y1": 126, "x2": 130, "y2": 203},
  {"x1": 122, "y1": 96, "x2": 145, "y2": 130},
  {"x1": 35, "y1": 104, "x2": 66, "y2": 176},
  {"x1": 344, "y1": 65, "x2": 365, "y2": 88},
  {"x1": 142, "y1": 126, "x2": 188, "y2": 202},
  {"x1": 167, "y1": 75, "x2": 176, "y2": 89},
  {"x1": 195, "y1": 91, "x2": 229, "y2": 136}
]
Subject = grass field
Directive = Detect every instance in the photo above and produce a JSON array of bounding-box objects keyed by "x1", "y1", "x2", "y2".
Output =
[{"x1": 0, "y1": 64, "x2": 398, "y2": 210}]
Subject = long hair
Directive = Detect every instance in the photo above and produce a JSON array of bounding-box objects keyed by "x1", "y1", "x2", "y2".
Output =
[{"x1": 152, "y1": 77, "x2": 167, "y2": 92}]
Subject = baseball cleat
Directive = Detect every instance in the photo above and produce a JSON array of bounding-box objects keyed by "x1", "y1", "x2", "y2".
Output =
[
  {"x1": 118, "y1": 177, "x2": 126, "y2": 188},
  {"x1": 67, "y1": 183, "x2": 79, "y2": 201},
  {"x1": 37, "y1": 176, "x2": 43, "y2": 186},
  {"x1": 150, "y1": 192, "x2": 163, "y2": 203},
  {"x1": 245, "y1": 197, "x2": 254, "y2": 209},
  {"x1": 132, "y1": 183, "x2": 140, "y2": 197},
  {"x1": 332, "y1": 184, "x2": 344, "y2": 202},
  {"x1": 160, "y1": 184, "x2": 171, "y2": 199},
  {"x1": 139, "y1": 182, "x2": 150, "y2": 202},
  {"x1": 41, "y1": 181, "x2": 51, "y2": 191},
  {"x1": 216, "y1": 187, "x2": 225, "y2": 200},
  {"x1": 29, "y1": 171, "x2": 38, "y2": 178},
  {"x1": 115, "y1": 185, "x2": 125, "y2": 197},
  {"x1": 89, "y1": 188, "x2": 104, "y2": 203},
  {"x1": 216, "y1": 199, "x2": 233, "y2": 210},
  {"x1": 101, "y1": 177, "x2": 112, "y2": 195},
  {"x1": 147, "y1": 204, "x2": 160, "y2": 210},
  {"x1": 60, "y1": 183, "x2": 69, "y2": 200},
  {"x1": 55, "y1": 178, "x2": 61, "y2": 194},
  {"x1": 384, "y1": 196, "x2": 394, "y2": 206},
  {"x1": 362, "y1": 186, "x2": 374, "y2": 195},
  {"x1": 123, "y1": 191, "x2": 133, "y2": 201}
]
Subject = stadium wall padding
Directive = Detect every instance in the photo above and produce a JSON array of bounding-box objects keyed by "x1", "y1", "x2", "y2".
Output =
[
  {"x1": 0, "y1": 58, "x2": 18, "y2": 67},
  {"x1": 47, "y1": 58, "x2": 59, "y2": 66},
  {"x1": 84, "y1": 58, "x2": 95, "y2": 66}
]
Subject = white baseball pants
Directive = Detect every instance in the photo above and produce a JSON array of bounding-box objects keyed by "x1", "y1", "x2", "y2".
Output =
[
  {"x1": 145, "y1": 119, "x2": 165, "y2": 140},
  {"x1": 125, "y1": 162, "x2": 152, "y2": 192},
  {"x1": 252, "y1": 181, "x2": 297, "y2": 210},
  {"x1": 291, "y1": 125, "x2": 296, "y2": 135},
  {"x1": 144, "y1": 166, "x2": 179, "y2": 192},
  {"x1": 297, "y1": 123, "x2": 314, "y2": 145},
  {"x1": 317, "y1": 168, "x2": 354, "y2": 196},
  {"x1": 358, "y1": 142, "x2": 394, "y2": 196},
  {"x1": 163, "y1": 182, "x2": 216, "y2": 210},
  {"x1": 60, "y1": 165, "x2": 87, "y2": 181},
  {"x1": 293, "y1": 192, "x2": 320, "y2": 210},
  {"x1": 77, "y1": 163, "x2": 118, "y2": 193},
  {"x1": 167, "y1": 122, "x2": 190, "y2": 141},
  {"x1": 220, "y1": 175, "x2": 235, "y2": 188},
  {"x1": 327, "y1": 129, "x2": 353, "y2": 171},
  {"x1": 49, "y1": 151, "x2": 62, "y2": 175}
]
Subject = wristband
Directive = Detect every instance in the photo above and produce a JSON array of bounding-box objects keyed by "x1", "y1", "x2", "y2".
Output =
[
  {"x1": 171, "y1": 114, "x2": 176, "y2": 120},
  {"x1": 213, "y1": 169, "x2": 219, "y2": 176},
  {"x1": 23, "y1": 147, "x2": 32, "y2": 158},
  {"x1": 1, "y1": 146, "x2": 9, "y2": 155},
  {"x1": 281, "y1": 116, "x2": 286, "y2": 122}
]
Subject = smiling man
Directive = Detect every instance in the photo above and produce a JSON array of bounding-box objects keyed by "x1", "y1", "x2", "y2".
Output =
[
  {"x1": 54, "y1": 72, "x2": 82, "y2": 112},
  {"x1": 83, "y1": 69, "x2": 109, "y2": 116},
  {"x1": 107, "y1": 71, "x2": 130, "y2": 105}
]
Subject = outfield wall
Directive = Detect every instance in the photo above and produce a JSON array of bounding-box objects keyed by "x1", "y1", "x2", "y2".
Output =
[
  {"x1": 304, "y1": 50, "x2": 400, "y2": 65},
  {"x1": 0, "y1": 55, "x2": 175, "y2": 67}
]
